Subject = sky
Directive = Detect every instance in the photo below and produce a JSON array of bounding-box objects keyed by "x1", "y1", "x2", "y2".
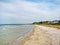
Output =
[{"x1": 0, "y1": 0, "x2": 60, "y2": 24}]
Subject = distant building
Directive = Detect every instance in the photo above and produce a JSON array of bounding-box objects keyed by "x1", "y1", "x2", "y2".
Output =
[{"x1": 48, "y1": 20, "x2": 60, "y2": 24}]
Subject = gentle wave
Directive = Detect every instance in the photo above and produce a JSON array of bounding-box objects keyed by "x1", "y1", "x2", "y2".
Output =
[{"x1": 0, "y1": 25, "x2": 33, "y2": 45}]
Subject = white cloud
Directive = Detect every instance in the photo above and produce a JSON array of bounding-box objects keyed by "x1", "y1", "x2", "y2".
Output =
[{"x1": 0, "y1": 0, "x2": 60, "y2": 23}]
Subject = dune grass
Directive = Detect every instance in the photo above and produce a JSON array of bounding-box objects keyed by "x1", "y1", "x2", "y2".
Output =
[{"x1": 39, "y1": 24, "x2": 60, "y2": 29}]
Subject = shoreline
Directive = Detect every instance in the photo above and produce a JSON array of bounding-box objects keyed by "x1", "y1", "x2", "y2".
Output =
[
  {"x1": 19, "y1": 25, "x2": 52, "y2": 45},
  {"x1": 19, "y1": 25, "x2": 36, "y2": 45}
]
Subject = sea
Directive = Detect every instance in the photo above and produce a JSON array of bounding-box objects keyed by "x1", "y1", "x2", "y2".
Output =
[{"x1": 0, "y1": 24, "x2": 34, "y2": 45}]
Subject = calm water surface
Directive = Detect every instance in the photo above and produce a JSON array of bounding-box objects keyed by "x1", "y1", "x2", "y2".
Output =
[{"x1": 0, "y1": 25, "x2": 33, "y2": 45}]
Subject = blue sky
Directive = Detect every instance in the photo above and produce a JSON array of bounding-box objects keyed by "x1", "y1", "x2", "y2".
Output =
[{"x1": 0, "y1": 0, "x2": 60, "y2": 24}]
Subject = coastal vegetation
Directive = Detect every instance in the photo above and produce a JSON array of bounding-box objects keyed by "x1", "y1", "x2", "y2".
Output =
[{"x1": 33, "y1": 20, "x2": 60, "y2": 29}]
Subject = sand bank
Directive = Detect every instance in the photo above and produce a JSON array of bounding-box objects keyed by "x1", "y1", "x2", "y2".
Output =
[{"x1": 20, "y1": 25, "x2": 60, "y2": 45}]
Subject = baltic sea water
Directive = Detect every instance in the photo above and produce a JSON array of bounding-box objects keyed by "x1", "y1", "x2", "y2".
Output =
[{"x1": 0, "y1": 24, "x2": 33, "y2": 45}]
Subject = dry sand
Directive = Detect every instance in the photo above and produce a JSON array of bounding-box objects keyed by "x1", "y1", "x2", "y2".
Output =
[{"x1": 20, "y1": 25, "x2": 60, "y2": 45}]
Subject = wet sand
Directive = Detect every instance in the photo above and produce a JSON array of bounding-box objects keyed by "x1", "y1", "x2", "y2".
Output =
[{"x1": 20, "y1": 25, "x2": 60, "y2": 45}]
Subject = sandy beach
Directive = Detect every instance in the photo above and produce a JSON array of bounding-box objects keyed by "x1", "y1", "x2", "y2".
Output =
[{"x1": 20, "y1": 25, "x2": 60, "y2": 45}]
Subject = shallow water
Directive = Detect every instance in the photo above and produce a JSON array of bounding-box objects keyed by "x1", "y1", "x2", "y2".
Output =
[{"x1": 0, "y1": 25, "x2": 33, "y2": 45}]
